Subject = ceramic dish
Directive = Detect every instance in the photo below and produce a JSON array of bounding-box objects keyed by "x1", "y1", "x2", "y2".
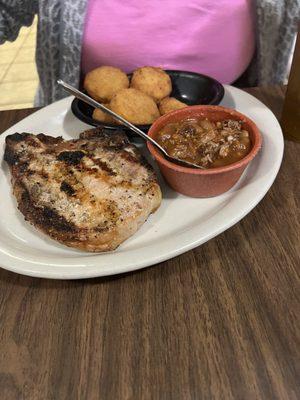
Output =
[
  {"x1": 71, "y1": 70, "x2": 225, "y2": 133},
  {"x1": 147, "y1": 105, "x2": 262, "y2": 197},
  {"x1": 0, "y1": 85, "x2": 283, "y2": 279}
]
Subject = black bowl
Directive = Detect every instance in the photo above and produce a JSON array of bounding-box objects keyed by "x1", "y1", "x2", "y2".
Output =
[{"x1": 71, "y1": 70, "x2": 224, "y2": 133}]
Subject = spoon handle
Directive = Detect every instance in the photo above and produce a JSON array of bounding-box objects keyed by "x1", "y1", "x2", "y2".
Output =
[{"x1": 57, "y1": 80, "x2": 167, "y2": 154}]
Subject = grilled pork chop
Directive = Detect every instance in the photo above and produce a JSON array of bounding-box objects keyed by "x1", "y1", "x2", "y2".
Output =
[{"x1": 4, "y1": 128, "x2": 162, "y2": 252}]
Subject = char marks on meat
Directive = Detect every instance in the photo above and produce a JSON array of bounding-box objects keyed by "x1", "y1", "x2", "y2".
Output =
[{"x1": 4, "y1": 128, "x2": 162, "y2": 252}]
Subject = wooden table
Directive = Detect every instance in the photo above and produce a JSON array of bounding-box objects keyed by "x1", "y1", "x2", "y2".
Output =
[{"x1": 0, "y1": 86, "x2": 299, "y2": 400}]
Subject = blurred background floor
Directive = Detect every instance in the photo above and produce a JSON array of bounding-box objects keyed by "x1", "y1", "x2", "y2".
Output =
[{"x1": 0, "y1": 17, "x2": 38, "y2": 111}]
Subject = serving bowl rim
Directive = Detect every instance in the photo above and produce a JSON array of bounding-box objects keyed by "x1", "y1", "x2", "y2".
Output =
[{"x1": 147, "y1": 105, "x2": 262, "y2": 175}]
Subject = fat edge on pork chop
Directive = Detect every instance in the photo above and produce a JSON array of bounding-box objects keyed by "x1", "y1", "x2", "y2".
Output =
[{"x1": 4, "y1": 128, "x2": 162, "y2": 252}]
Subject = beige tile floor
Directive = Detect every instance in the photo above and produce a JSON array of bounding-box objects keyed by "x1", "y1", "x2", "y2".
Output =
[{"x1": 0, "y1": 18, "x2": 38, "y2": 111}]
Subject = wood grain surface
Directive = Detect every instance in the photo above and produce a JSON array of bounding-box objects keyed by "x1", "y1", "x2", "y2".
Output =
[{"x1": 0, "y1": 87, "x2": 299, "y2": 400}]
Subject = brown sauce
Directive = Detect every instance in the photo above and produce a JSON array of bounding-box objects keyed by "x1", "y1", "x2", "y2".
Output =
[{"x1": 156, "y1": 118, "x2": 252, "y2": 168}]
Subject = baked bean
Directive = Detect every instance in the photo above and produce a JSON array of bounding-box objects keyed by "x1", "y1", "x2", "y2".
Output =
[{"x1": 156, "y1": 118, "x2": 251, "y2": 168}]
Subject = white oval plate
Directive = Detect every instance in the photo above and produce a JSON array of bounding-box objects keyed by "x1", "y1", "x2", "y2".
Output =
[{"x1": 0, "y1": 86, "x2": 283, "y2": 279}]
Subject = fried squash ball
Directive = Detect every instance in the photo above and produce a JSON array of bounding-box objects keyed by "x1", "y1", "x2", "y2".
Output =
[
  {"x1": 92, "y1": 104, "x2": 115, "y2": 124},
  {"x1": 110, "y1": 88, "x2": 160, "y2": 125},
  {"x1": 130, "y1": 67, "x2": 172, "y2": 102},
  {"x1": 159, "y1": 97, "x2": 188, "y2": 115},
  {"x1": 84, "y1": 66, "x2": 129, "y2": 102}
]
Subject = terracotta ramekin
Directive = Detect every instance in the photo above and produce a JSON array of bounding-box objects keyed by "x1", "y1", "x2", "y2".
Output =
[{"x1": 147, "y1": 105, "x2": 262, "y2": 197}]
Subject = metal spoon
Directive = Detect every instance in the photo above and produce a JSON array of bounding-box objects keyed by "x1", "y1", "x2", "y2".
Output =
[{"x1": 57, "y1": 80, "x2": 204, "y2": 169}]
